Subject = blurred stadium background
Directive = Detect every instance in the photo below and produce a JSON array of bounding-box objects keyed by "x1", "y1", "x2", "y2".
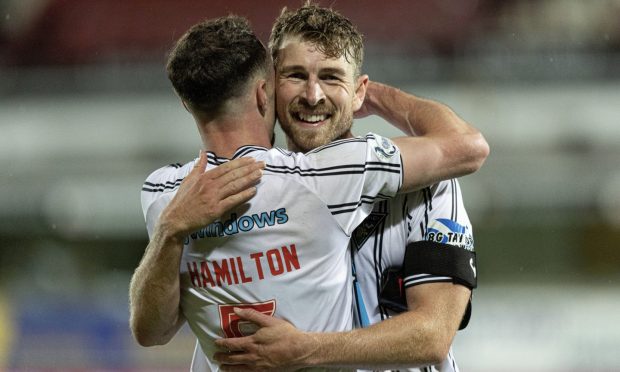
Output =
[{"x1": 1, "y1": 0, "x2": 619, "y2": 370}]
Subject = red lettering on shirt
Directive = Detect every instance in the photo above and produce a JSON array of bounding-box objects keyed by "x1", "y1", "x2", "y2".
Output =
[
  {"x1": 212, "y1": 260, "x2": 232, "y2": 286},
  {"x1": 281, "y1": 244, "x2": 300, "y2": 272},
  {"x1": 187, "y1": 244, "x2": 301, "y2": 288},
  {"x1": 237, "y1": 256, "x2": 253, "y2": 283},
  {"x1": 250, "y1": 252, "x2": 265, "y2": 280},
  {"x1": 266, "y1": 249, "x2": 284, "y2": 275}
]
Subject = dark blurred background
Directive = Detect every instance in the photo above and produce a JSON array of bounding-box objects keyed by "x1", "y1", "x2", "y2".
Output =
[{"x1": 1, "y1": 0, "x2": 619, "y2": 370}]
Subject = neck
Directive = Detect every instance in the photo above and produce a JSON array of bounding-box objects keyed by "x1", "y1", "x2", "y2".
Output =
[{"x1": 196, "y1": 111, "x2": 272, "y2": 159}]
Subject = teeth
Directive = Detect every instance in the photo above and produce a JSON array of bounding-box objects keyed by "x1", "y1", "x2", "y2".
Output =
[{"x1": 298, "y1": 113, "x2": 327, "y2": 123}]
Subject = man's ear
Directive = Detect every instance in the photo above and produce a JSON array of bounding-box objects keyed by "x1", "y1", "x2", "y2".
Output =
[
  {"x1": 352, "y1": 74, "x2": 369, "y2": 111},
  {"x1": 256, "y1": 79, "x2": 268, "y2": 117}
]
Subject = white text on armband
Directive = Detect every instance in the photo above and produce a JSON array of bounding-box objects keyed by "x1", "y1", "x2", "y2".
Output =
[
  {"x1": 186, "y1": 244, "x2": 300, "y2": 288},
  {"x1": 184, "y1": 208, "x2": 289, "y2": 243}
]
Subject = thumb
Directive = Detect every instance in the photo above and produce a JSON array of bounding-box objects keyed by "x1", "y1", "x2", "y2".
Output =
[
  {"x1": 191, "y1": 150, "x2": 208, "y2": 175},
  {"x1": 234, "y1": 307, "x2": 278, "y2": 327}
]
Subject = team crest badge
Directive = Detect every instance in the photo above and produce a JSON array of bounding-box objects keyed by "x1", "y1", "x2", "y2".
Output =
[
  {"x1": 370, "y1": 135, "x2": 397, "y2": 160},
  {"x1": 352, "y1": 211, "x2": 387, "y2": 250}
]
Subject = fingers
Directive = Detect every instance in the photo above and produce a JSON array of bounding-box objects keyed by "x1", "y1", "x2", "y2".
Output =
[
  {"x1": 219, "y1": 364, "x2": 252, "y2": 372},
  {"x1": 216, "y1": 160, "x2": 265, "y2": 186},
  {"x1": 213, "y1": 340, "x2": 256, "y2": 366},
  {"x1": 206, "y1": 157, "x2": 261, "y2": 180},
  {"x1": 218, "y1": 187, "x2": 258, "y2": 212},
  {"x1": 212, "y1": 162, "x2": 264, "y2": 203},
  {"x1": 233, "y1": 307, "x2": 279, "y2": 327},
  {"x1": 214, "y1": 336, "x2": 247, "y2": 352},
  {"x1": 213, "y1": 349, "x2": 256, "y2": 368},
  {"x1": 194, "y1": 150, "x2": 208, "y2": 170},
  {"x1": 223, "y1": 165, "x2": 263, "y2": 193}
]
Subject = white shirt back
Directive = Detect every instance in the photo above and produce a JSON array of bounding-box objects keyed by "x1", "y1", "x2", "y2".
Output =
[{"x1": 141, "y1": 134, "x2": 402, "y2": 371}]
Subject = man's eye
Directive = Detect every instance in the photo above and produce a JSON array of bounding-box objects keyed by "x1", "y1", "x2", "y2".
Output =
[
  {"x1": 287, "y1": 73, "x2": 305, "y2": 79},
  {"x1": 322, "y1": 75, "x2": 340, "y2": 82}
]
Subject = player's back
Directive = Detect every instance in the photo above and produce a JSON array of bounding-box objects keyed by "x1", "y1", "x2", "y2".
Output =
[
  {"x1": 141, "y1": 135, "x2": 403, "y2": 371},
  {"x1": 180, "y1": 162, "x2": 355, "y2": 355}
]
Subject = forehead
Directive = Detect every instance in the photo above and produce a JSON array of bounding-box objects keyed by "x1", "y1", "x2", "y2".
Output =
[{"x1": 276, "y1": 35, "x2": 355, "y2": 76}]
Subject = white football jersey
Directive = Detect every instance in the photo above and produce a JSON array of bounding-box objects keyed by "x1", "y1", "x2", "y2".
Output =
[
  {"x1": 141, "y1": 134, "x2": 402, "y2": 372},
  {"x1": 351, "y1": 179, "x2": 474, "y2": 372}
]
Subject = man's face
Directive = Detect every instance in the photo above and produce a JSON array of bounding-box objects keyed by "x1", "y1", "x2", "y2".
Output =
[{"x1": 275, "y1": 36, "x2": 365, "y2": 152}]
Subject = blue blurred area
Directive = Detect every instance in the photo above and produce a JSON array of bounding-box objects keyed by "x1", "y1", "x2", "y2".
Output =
[
  {"x1": 3, "y1": 291, "x2": 197, "y2": 369},
  {"x1": 11, "y1": 299, "x2": 129, "y2": 367}
]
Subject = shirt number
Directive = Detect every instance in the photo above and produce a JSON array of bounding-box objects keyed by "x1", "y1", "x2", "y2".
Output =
[{"x1": 218, "y1": 300, "x2": 276, "y2": 338}]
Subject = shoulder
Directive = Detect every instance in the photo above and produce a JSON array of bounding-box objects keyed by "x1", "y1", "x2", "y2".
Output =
[
  {"x1": 140, "y1": 160, "x2": 195, "y2": 219},
  {"x1": 141, "y1": 161, "x2": 194, "y2": 195},
  {"x1": 303, "y1": 133, "x2": 397, "y2": 156}
]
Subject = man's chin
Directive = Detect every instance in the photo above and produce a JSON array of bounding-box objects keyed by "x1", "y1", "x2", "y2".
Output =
[
  {"x1": 288, "y1": 133, "x2": 325, "y2": 153},
  {"x1": 281, "y1": 119, "x2": 353, "y2": 152}
]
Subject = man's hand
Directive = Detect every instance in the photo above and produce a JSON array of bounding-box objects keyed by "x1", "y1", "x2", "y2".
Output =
[
  {"x1": 213, "y1": 308, "x2": 318, "y2": 371},
  {"x1": 159, "y1": 151, "x2": 265, "y2": 239}
]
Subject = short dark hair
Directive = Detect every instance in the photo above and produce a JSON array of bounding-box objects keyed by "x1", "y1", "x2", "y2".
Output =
[
  {"x1": 166, "y1": 15, "x2": 268, "y2": 115},
  {"x1": 269, "y1": 2, "x2": 364, "y2": 76}
]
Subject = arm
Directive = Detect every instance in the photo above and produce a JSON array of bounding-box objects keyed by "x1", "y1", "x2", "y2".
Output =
[
  {"x1": 129, "y1": 153, "x2": 264, "y2": 346},
  {"x1": 361, "y1": 81, "x2": 489, "y2": 191},
  {"x1": 306, "y1": 283, "x2": 471, "y2": 369},
  {"x1": 213, "y1": 283, "x2": 470, "y2": 370},
  {"x1": 129, "y1": 224, "x2": 187, "y2": 346}
]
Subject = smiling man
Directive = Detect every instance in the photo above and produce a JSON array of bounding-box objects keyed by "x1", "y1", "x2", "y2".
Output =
[
  {"x1": 213, "y1": 3, "x2": 486, "y2": 372},
  {"x1": 130, "y1": 12, "x2": 488, "y2": 372},
  {"x1": 275, "y1": 34, "x2": 362, "y2": 152}
]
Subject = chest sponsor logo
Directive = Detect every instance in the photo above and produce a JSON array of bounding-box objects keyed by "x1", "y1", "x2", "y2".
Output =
[
  {"x1": 185, "y1": 207, "x2": 288, "y2": 243},
  {"x1": 351, "y1": 211, "x2": 387, "y2": 250},
  {"x1": 425, "y1": 218, "x2": 474, "y2": 251}
]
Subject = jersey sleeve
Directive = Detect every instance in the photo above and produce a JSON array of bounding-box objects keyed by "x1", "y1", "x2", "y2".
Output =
[
  {"x1": 140, "y1": 163, "x2": 193, "y2": 238},
  {"x1": 267, "y1": 133, "x2": 402, "y2": 236},
  {"x1": 403, "y1": 179, "x2": 475, "y2": 287}
]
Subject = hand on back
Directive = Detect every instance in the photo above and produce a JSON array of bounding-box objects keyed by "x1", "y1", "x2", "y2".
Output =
[{"x1": 159, "y1": 151, "x2": 265, "y2": 239}]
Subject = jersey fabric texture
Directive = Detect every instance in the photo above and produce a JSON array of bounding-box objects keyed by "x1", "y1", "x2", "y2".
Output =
[
  {"x1": 141, "y1": 134, "x2": 402, "y2": 372},
  {"x1": 351, "y1": 179, "x2": 474, "y2": 372}
]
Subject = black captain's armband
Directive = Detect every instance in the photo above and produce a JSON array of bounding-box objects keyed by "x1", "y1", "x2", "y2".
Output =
[
  {"x1": 378, "y1": 241, "x2": 477, "y2": 330},
  {"x1": 403, "y1": 241, "x2": 477, "y2": 290}
]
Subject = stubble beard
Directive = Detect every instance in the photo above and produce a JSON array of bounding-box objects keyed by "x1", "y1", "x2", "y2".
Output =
[{"x1": 280, "y1": 110, "x2": 354, "y2": 153}]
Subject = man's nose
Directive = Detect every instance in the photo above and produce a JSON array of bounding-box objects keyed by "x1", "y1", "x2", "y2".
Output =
[{"x1": 302, "y1": 79, "x2": 326, "y2": 106}]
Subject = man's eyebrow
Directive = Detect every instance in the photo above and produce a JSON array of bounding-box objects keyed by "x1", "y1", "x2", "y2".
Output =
[
  {"x1": 278, "y1": 65, "x2": 305, "y2": 73},
  {"x1": 319, "y1": 67, "x2": 347, "y2": 76}
]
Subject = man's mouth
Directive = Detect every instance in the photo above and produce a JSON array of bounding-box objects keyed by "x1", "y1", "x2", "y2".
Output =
[{"x1": 293, "y1": 112, "x2": 331, "y2": 126}]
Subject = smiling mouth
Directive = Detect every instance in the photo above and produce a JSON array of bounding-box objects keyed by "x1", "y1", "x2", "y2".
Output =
[{"x1": 293, "y1": 112, "x2": 331, "y2": 125}]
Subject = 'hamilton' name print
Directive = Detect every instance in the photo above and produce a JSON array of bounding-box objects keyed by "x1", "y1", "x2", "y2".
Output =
[{"x1": 186, "y1": 244, "x2": 300, "y2": 288}]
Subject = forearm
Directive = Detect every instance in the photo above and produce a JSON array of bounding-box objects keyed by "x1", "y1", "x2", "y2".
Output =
[
  {"x1": 301, "y1": 282, "x2": 471, "y2": 370},
  {"x1": 129, "y1": 223, "x2": 185, "y2": 346},
  {"x1": 367, "y1": 82, "x2": 489, "y2": 181},
  {"x1": 305, "y1": 311, "x2": 450, "y2": 370},
  {"x1": 365, "y1": 81, "x2": 471, "y2": 137}
]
